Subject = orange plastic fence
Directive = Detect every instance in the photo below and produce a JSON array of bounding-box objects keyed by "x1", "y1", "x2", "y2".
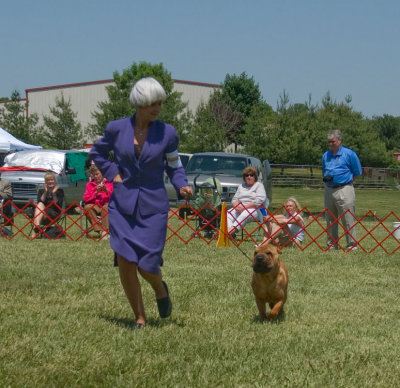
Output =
[
  {"x1": 0, "y1": 200, "x2": 110, "y2": 241},
  {"x1": 1, "y1": 200, "x2": 400, "y2": 254}
]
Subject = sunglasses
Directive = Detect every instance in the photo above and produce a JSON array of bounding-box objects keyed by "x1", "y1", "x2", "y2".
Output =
[{"x1": 244, "y1": 174, "x2": 255, "y2": 177}]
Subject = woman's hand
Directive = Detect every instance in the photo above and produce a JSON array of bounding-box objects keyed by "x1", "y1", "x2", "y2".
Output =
[
  {"x1": 97, "y1": 183, "x2": 106, "y2": 192},
  {"x1": 235, "y1": 205, "x2": 245, "y2": 213},
  {"x1": 179, "y1": 186, "x2": 193, "y2": 200},
  {"x1": 233, "y1": 202, "x2": 244, "y2": 213},
  {"x1": 113, "y1": 174, "x2": 123, "y2": 183}
]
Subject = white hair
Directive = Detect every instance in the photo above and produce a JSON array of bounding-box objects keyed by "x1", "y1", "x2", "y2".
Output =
[
  {"x1": 129, "y1": 77, "x2": 167, "y2": 107},
  {"x1": 328, "y1": 129, "x2": 342, "y2": 141}
]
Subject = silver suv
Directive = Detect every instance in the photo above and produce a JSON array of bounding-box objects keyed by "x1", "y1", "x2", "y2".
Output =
[
  {"x1": 1, "y1": 149, "x2": 88, "y2": 207},
  {"x1": 166, "y1": 152, "x2": 272, "y2": 206}
]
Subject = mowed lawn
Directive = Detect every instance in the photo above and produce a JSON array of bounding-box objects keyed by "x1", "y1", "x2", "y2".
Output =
[{"x1": 1, "y1": 188, "x2": 400, "y2": 387}]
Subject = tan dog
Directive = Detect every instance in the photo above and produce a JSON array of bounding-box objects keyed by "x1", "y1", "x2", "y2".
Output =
[{"x1": 251, "y1": 244, "x2": 288, "y2": 322}]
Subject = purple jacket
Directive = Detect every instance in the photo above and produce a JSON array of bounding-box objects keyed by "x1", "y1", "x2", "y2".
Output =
[{"x1": 90, "y1": 116, "x2": 187, "y2": 216}]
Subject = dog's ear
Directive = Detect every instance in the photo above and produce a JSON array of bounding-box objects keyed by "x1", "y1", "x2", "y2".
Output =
[{"x1": 277, "y1": 247, "x2": 282, "y2": 255}]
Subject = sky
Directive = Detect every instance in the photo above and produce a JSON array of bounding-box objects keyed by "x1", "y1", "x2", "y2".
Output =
[{"x1": 1, "y1": 0, "x2": 400, "y2": 118}]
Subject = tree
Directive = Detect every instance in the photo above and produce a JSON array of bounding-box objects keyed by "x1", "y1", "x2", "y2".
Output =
[
  {"x1": 42, "y1": 94, "x2": 82, "y2": 149},
  {"x1": 208, "y1": 92, "x2": 242, "y2": 146},
  {"x1": 221, "y1": 72, "x2": 262, "y2": 117},
  {"x1": 243, "y1": 91, "x2": 321, "y2": 164},
  {"x1": 191, "y1": 72, "x2": 263, "y2": 152},
  {"x1": 243, "y1": 90, "x2": 391, "y2": 167},
  {"x1": 0, "y1": 90, "x2": 41, "y2": 144},
  {"x1": 218, "y1": 72, "x2": 262, "y2": 150},
  {"x1": 242, "y1": 102, "x2": 277, "y2": 161},
  {"x1": 371, "y1": 114, "x2": 400, "y2": 152},
  {"x1": 315, "y1": 94, "x2": 391, "y2": 167},
  {"x1": 184, "y1": 102, "x2": 227, "y2": 152},
  {"x1": 89, "y1": 61, "x2": 190, "y2": 140}
]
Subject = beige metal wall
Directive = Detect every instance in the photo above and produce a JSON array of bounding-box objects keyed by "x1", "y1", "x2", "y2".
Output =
[
  {"x1": 26, "y1": 79, "x2": 219, "y2": 141},
  {"x1": 173, "y1": 80, "x2": 217, "y2": 113},
  {"x1": 27, "y1": 80, "x2": 112, "y2": 131}
]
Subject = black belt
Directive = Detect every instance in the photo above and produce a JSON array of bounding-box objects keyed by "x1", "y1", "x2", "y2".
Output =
[{"x1": 327, "y1": 182, "x2": 353, "y2": 188}]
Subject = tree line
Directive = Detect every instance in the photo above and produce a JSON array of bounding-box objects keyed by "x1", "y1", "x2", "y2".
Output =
[{"x1": 1, "y1": 61, "x2": 399, "y2": 168}]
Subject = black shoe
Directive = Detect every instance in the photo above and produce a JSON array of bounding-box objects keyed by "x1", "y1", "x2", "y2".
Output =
[
  {"x1": 157, "y1": 281, "x2": 172, "y2": 318},
  {"x1": 204, "y1": 231, "x2": 214, "y2": 239}
]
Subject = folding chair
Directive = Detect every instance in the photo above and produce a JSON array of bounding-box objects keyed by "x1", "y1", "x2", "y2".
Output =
[
  {"x1": 0, "y1": 199, "x2": 14, "y2": 238},
  {"x1": 238, "y1": 197, "x2": 270, "y2": 243},
  {"x1": 192, "y1": 176, "x2": 222, "y2": 239},
  {"x1": 30, "y1": 201, "x2": 67, "y2": 239}
]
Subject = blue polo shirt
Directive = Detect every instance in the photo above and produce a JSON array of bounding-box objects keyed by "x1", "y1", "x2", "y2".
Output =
[{"x1": 322, "y1": 146, "x2": 362, "y2": 185}]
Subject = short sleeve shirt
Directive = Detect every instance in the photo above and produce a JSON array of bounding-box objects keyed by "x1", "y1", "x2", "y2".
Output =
[{"x1": 322, "y1": 146, "x2": 362, "y2": 185}]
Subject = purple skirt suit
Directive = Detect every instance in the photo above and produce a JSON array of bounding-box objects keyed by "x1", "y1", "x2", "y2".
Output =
[{"x1": 90, "y1": 116, "x2": 187, "y2": 274}]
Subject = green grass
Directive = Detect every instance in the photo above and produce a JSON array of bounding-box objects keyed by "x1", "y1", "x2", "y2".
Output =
[
  {"x1": 1, "y1": 240, "x2": 400, "y2": 386},
  {"x1": 1, "y1": 188, "x2": 400, "y2": 387}
]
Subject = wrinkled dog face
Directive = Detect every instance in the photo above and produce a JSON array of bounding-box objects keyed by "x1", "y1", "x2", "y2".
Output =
[{"x1": 252, "y1": 244, "x2": 281, "y2": 274}]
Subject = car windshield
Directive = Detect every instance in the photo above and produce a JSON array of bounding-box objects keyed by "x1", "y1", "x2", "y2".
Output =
[
  {"x1": 180, "y1": 155, "x2": 191, "y2": 169},
  {"x1": 186, "y1": 155, "x2": 247, "y2": 177}
]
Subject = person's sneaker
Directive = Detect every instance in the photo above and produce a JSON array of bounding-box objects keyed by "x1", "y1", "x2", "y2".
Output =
[
  {"x1": 328, "y1": 244, "x2": 338, "y2": 250},
  {"x1": 347, "y1": 244, "x2": 358, "y2": 251}
]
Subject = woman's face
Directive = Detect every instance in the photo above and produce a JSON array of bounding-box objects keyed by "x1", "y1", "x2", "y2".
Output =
[
  {"x1": 93, "y1": 170, "x2": 103, "y2": 183},
  {"x1": 46, "y1": 177, "x2": 56, "y2": 188},
  {"x1": 285, "y1": 201, "x2": 296, "y2": 214},
  {"x1": 244, "y1": 172, "x2": 256, "y2": 187},
  {"x1": 138, "y1": 101, "x2": 162, "y2": 123}
]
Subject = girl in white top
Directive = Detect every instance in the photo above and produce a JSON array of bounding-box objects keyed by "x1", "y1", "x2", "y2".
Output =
[
  {"x1": 262, "y1": 197, "x2": 304, "y2": 247},
  {"x1": 227, "y1": 167, "x2": 267, "y2": 235}
]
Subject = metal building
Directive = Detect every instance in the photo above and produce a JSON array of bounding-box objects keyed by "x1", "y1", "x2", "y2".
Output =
[{"x1": 24, "y1": 78, "x2": 220, "y2": 140}]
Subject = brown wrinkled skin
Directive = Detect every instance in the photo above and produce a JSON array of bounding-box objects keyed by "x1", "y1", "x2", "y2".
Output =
[{"x1": 251, "y1": 244, "x2": 289, "y2": 322}]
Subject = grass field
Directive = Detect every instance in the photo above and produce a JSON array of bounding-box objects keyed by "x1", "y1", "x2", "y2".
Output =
[{"x1": 1, "y1": 188, "x2": 400, "y2": 387}]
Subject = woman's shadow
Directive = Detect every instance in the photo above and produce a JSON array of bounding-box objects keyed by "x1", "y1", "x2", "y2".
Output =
[{"x1": 101, "y1": 315, "x2": 185, "y2": 330}]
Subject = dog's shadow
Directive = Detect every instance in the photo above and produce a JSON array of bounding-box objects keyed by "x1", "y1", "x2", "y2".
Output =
[
  {"x1": 251, "y1": 314, "x2": 286, "y2": 325},
  {"x1": 101, "y1": 315, "x2": 185, "y2": 330}
]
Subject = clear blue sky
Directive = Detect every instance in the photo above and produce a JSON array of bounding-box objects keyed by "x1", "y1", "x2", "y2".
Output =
[{"x1": 1, "y1": 0, "x2": 399, "y2": 118}]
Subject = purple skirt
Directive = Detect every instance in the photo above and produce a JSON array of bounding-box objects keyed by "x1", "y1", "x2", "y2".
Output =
[{"x1": 108, "y1": 202, "x2": 168, "y2": 274}]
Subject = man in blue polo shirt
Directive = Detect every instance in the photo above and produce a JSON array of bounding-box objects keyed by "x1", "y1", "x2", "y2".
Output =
[{"x1": 322, "y1": 130, "x2": 362, "y2": 250}]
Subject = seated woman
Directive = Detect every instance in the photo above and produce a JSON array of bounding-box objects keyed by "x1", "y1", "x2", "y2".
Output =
[
  {"x1": 262, "y1": 197, "x2": 304, "y2": 247},
  {"x1": 31, "y1": 172, "x2": 65, "y2": 238},
  {"x1": 227, "y1": 167, "x2": 267, "y2": 237},
  {"x1": 83, "y1": 165, "x2": 113, "y2": 238}
]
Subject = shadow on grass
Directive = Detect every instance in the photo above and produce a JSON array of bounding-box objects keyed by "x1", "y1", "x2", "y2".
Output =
[
  {"x1": 101, "y1": 315, "x2": 185, "y2": 330},
  {"x1": 251, "y1": 313, "x2": 286, "y2": 325}
]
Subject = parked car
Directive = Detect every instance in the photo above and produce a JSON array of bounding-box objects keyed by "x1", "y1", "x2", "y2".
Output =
[
  {"x1": 164, "y1": 152, "x2": 192, "y2": 204},
  {"x1": 1, "y1": 149, "x2": 88, "y2": 207},
  {"x1": 179, "y1": 152, "x2": 192, "y2": 169},
  {"x1": 166, "y1": 151, "x2": 272, "y2": 206}
]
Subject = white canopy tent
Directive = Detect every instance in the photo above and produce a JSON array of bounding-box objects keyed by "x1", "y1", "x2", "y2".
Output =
[{"x1": 0, "y1": 126, "x2": 42, "y2": 153}]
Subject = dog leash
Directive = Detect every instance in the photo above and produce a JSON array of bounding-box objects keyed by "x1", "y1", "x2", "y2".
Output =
[{"x1": 231, "y1": 240, "x2": 253, "y2": 263}]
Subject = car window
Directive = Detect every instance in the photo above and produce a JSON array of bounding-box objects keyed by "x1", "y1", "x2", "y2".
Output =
[
  {"x1": 180, "y1": 155, "x2": 190, "y2": 169},
  {"x1": 186, "y1": 156, "x2": 247, "y2": 177}
]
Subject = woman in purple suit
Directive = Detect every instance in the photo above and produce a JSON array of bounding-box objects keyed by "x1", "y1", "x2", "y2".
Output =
[{"x1": 90, "y1": 77, "x2": 193, "y2": 328}]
